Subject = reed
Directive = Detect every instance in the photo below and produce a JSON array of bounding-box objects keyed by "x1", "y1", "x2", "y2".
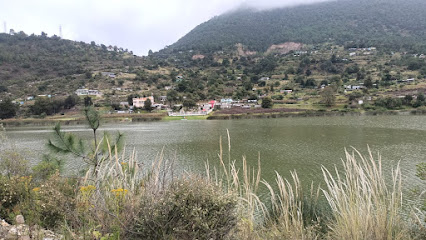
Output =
[
  {"x1": 321, "y1": 147, "x2": 409, "y2": 240},
  {"x1": 205, "y1": 135, "x2": 413, "y2": 239},
  {"x1": 261, "y1": 171, "x2": 322, "y2": 239},
  {"x1": 206, "y1": 131, "x2": 323, "y2": 239}
]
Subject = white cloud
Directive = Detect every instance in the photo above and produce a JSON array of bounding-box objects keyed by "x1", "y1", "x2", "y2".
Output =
[{"x1": 0, "y1": 0, "x2": 330, "y2": 55}]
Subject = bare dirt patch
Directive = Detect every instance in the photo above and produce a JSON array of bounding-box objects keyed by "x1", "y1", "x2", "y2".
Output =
[{"x1": 266, "y1": 42, "x2": 303, "y2": 55}]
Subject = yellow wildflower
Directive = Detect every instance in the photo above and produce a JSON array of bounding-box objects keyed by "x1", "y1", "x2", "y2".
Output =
[
  {"x1": 79, "y1": 185, "x2": 96, "y2": 205},
  {"x1": 19, "y1": 176, "x2": 32, "y2": 182},
  {"x1": 32, "y1": 187, "x2": 41, "y2": 192},
  {"x1": 111, "y1": 188, "x2": 128, "y2": 197},
  {"x1": 80, "y1": 185, "x2": 96, "y2": 192}
]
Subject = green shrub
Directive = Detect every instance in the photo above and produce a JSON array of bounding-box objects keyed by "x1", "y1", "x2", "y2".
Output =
[
  {"x1": 0, "y1": 175, "x2": 34, "y2": 223},
  {"x1": 374, "y1": 97, "x2": 403, "y2": 109},
  {"x1": 32, "y1": 154, "x2": 64, "y2": 182},
  {"x1": 261, "y1": 97, "x2": 273, "y2": 108},
  {"x1": 132, "y1": 177, "x2": 238, "y2": 239},
  {"x1": 271, "y1": 95, "x2": 284, "y2": 100},
  {"x1": 33, "y1": 173, "x2": 77, "y2": 229},
  {"x1": 0, "y1": 173, "x2": 77, "y2": 229}
]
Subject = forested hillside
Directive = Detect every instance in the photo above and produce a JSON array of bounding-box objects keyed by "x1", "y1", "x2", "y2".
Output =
[
  {"x1": 164, "y1": 0, "x2": 426, "y2": 54},
  {"x1": 0, "y1": 32, "x2": 143, "y2": 97}
]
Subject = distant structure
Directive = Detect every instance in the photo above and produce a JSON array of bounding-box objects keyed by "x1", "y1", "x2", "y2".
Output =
[
  {"x1": 75, "y1": 88, "x2": 102, "y2": 96},
  {"x1": 101, "y1": 72, "x2": 116, "y2": 78},
  {"x1": 59, "y1": 25, "x2": 62, "y2": 38},
  {"x1": 133, "y1": 96, "x2": 154, "y2": 108},
  {"x1": 3, "y1": 22, "x2": 6, "y2": 33}
]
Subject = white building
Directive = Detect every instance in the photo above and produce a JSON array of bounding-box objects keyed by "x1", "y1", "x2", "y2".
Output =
[
  {"x1": 220, "y1": 98, "x2": 233, "y2": 103},
  {"x1": 75, "y1": 89, "x2": 88, "y2": 95},
  {"x1": 133, "y1": 96, "x2": 154, "y2": 108},
  {"x1": 75, "y1": 89, "x2": 101, "y2": 96},
  {"x1": 101, "y1": 72, "x2": 116, "y2": 78}
]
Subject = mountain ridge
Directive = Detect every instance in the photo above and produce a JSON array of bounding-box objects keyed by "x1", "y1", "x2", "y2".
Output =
[{"x1": 161, "y1": 0, "x2": 426, "y2": 54}]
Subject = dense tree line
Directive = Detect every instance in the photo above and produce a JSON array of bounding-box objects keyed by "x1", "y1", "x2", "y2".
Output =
[
  {"x1": 30, "y1": 95, "x2": 79, "y2": 116},
  {"x1": 374, "y1": 94, "x2": 425, "y2": 110}
]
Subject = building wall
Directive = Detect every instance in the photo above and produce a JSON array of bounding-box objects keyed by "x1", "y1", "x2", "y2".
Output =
[{"x1": 133, "y1": 96, "x2": 154, "y2": 108}]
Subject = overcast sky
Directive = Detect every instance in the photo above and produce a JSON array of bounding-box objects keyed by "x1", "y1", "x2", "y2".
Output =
[{"x1": 0, "y1": 0, "x2": 329, "y2": 55}]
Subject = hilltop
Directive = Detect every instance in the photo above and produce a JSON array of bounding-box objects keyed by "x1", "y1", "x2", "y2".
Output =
[
  {"x1": 162, "y1": 0, "x2": 426, "y2": 54},
  {"x1": 0, "y1": 32, "x2": 144, "y2": 98}
]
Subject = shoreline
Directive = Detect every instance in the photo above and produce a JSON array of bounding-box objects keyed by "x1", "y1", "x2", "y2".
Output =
[
  {"x1": 1, "y1": 109, "x2": 426, "y2": 127},
  {"x1": 0, "y1": 113, "x2": 166, "y2": 127},
  {"x1": 207, "y1": 109, "x2": 426, "y2": 120}
]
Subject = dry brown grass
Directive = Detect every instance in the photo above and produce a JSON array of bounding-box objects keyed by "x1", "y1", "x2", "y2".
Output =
[{"x1": 321, "y1": 147, "x2": 409, "y2": 240}]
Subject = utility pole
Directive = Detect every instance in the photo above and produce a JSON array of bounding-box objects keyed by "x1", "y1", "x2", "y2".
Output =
[
  {"x1": 3, "y1": 22, "x2": 6, "y2": 33},
  {"x1": 59, "y1": 25, "x2": 62, "y2": 38}
]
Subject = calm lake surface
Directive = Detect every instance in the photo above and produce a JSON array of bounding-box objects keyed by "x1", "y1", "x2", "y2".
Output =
[{"x1": 2, "y1": 115, "x2": 425, "y2": 192}]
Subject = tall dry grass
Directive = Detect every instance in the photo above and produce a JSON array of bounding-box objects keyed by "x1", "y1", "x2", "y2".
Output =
[
  {"x1": 206, "y1": 134, "x2": 413, "y2": 240},
  {"x1": 206, "y1": 131, "x2": 323, "y2": 239},
  {"x1": 321, "y1": 147, "x2": 409, "y2": 239},
  {"x1": 261, "y1": 171, "x2": 322, "y2": 239},
  {"x1": 76, "y1": 138, "x2": 176, "y2": 237}
]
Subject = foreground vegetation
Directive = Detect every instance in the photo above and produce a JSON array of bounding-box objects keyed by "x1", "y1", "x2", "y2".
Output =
[{"x1": 0, "y1": 113, "x2": 425, "y2": 239}]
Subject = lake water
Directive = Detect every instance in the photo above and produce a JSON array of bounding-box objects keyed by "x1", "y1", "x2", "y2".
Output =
[{"x1": 2, "y1": 115, "x2": 425, "y2": 193}]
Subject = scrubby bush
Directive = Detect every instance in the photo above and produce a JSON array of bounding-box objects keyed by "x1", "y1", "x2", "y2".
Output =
[
  {"x1": 0, "y1": 173, "x2": 77, "y2": 228},
  {"x1": 374, "y1": 97, "x2": 403, "y2": 109},
  {"x1": 32, "y1": 154, "x2": 64, "y2": 182},
  {"x1": 132, "y1": 177, "x2": 238, "y2": 239},
  {"x1": 0, "y1": 175, "x2": 33, "y2": 223},
  {"x1": 28, "y1": 173, "x2": 77, "y2": 229},
  {"x1": 271, "y1": 94, "x2": 284, "y2": 100},
  {"x1": 261, "y1": 97, "x2": 273, "y2": 108}
]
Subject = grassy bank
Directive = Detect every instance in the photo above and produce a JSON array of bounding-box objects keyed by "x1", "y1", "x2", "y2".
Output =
[
  {"x1": 0, "y1": 112, "x2": 166, "y2": 127},
  {"x1": 207, "y1": 109, "x2": 426, "y2": 120},
  {"x1": 3, "y1": 108, "x2": 426, "y2": 127},
  {"x1": 207, "y1": 110, "x2": 357, "y2": 120}
]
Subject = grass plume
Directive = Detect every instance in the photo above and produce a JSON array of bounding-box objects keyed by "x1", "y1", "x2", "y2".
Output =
[{"x1": 321, "y1": 147, "x2": 408, "y2": 239}]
